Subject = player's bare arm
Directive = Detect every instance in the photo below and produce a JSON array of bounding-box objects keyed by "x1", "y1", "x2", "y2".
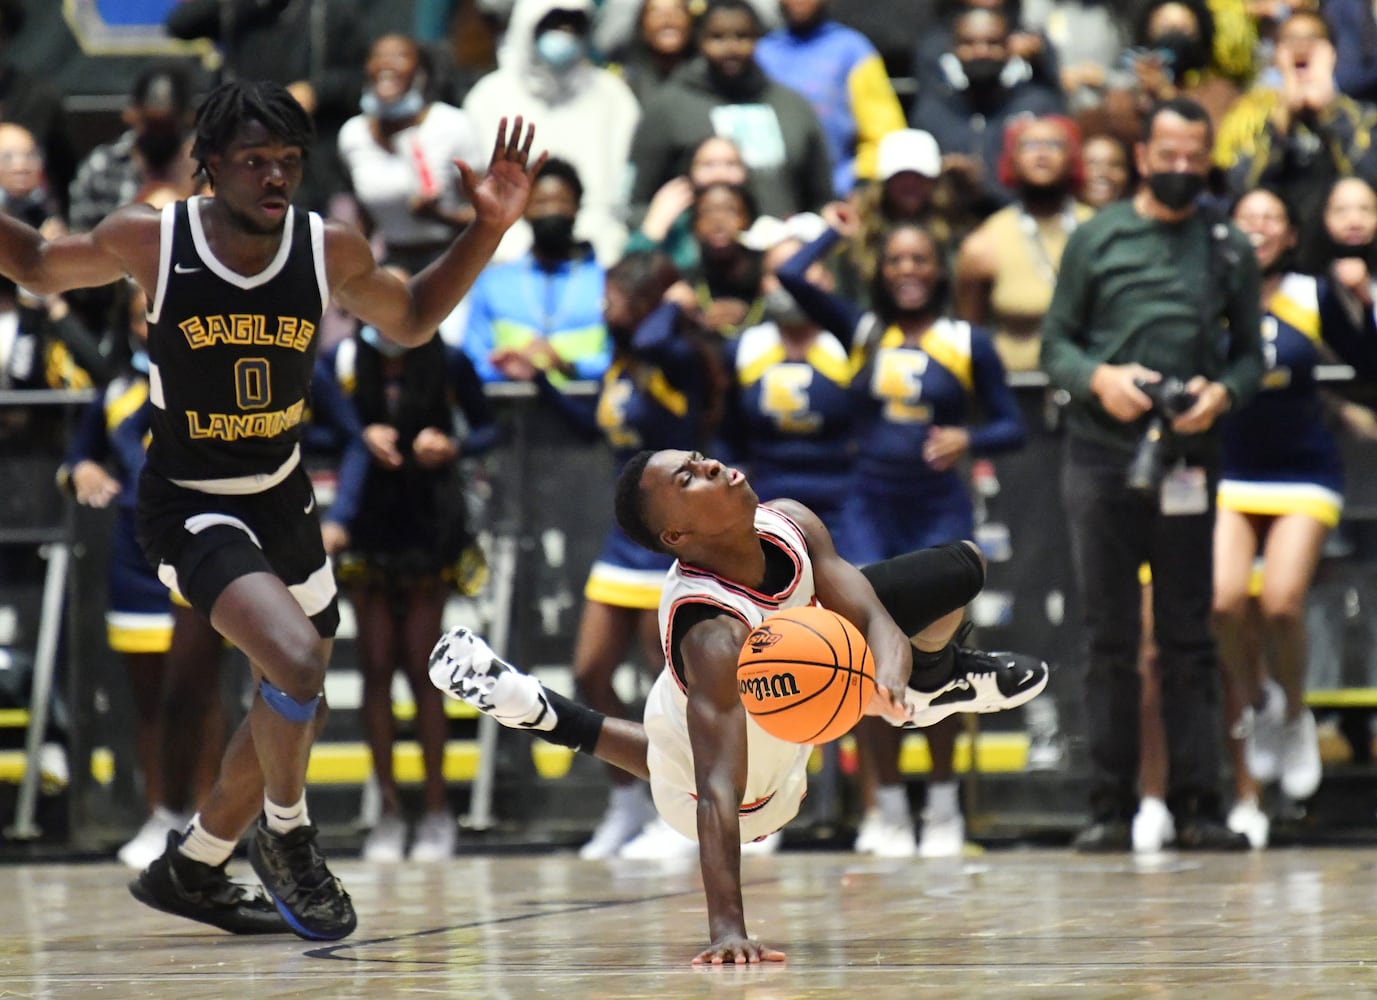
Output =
[
  {"x1": 327, "y1": 116, "x2": 547, "y2": 346},
  {"x1": 768, "y1": 499, "x2": 914, "y2": 722},
  {"x1": 680, "y1": 614, "x2": 787, "y2": 966},
  {"x1": 0, "y1": 203, "x2": 161, "y2": 296}
]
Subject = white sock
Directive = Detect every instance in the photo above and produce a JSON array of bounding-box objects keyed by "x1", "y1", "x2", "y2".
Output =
[
  {"x1": 490, "y1": 669, "x2": 558, "y2": 730},
  {"x1": 875, "y1": 784, "x2": 910, "y2": 825},
  {"x1": 178, "y1": 813, "x2": 236, "y2": 867},
  {"x1": 264, "y1": 793, "x2": 310, "y2": 834},
  {"x1": 926, "y1": 780, "x2": 960, "y2": 820}
]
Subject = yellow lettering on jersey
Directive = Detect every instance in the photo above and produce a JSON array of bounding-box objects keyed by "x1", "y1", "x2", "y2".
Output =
[
  {"x1": 185, "y1": 398, "x2": 306, "y2": 441},
  {"x1": 178, "y1": 315, "x2": 315, "y2": 352}
]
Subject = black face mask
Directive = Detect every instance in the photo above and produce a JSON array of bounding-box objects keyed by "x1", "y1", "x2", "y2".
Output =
[
  {"x1": 135, "y1": 127, "x2": 184, "y2": 169},
  {"x1": 1146, "y1": 171, "x2": 1206, "y2": 211},
  {"x1": 961, "y1": 56, "x2": 1005, "y2": 89},
  {"x1": 1150, "y1": 30, "x2": 1209, "y2": 77},
  {"x1": 1019, "y1": 180, "x2": 1071, "y2": 203},
  {"x1": 530, "y1": 214, "x2": 576, "y2": 256},
  {"x1": 1323, "y1": 234, "x2": 1377, "y2": 265},
  {"x1": 607, "y1": 322, "x2": 635, "y2": 352}
]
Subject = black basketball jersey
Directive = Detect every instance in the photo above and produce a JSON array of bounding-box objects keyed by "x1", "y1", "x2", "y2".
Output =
[{"x1": 144, "y1": 196, "x2": 329, "y2": 491}]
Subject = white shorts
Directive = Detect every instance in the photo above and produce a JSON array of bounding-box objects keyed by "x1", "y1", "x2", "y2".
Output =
[{"x1": 641, "y1": 670, "x2": 812, "y2": 843}]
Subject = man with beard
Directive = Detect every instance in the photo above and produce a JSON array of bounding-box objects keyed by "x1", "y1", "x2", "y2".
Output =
[
  {"x1": 909, "y1": 5, "x2": 1065, "y2": 214},
  {"x1": 69, "y1": 64, "x2": 199, "y2": 234},
  {"x1": 954, "y1": 114, "x2": 1093, "y2": 373},
  {"x1": 0, "y1": 80, "x2": 542, "y2": 939},
  {"x1": 1040, "y1": 97, "x2": 1263, "y2": 852},
  {"x1": 461, "y1": 157, "x2": 612, "y2": 383},
  {"x1": 628, "y1": 0, "x2": 834, "y2": 222}
]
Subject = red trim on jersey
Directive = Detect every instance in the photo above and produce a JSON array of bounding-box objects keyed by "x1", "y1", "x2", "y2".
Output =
[
  {"x1": 687, "y1": 789, "x2": 777, "y2": 816},
  {"x1": 677, "y1": 513, "x2": 805, "y2": 607},
  {"x1": 663, "y1": 596, "x2": 750, "y2": 694}
]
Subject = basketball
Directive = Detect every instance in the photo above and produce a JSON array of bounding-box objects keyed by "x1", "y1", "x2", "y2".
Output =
[{"x1": 736, "y1": 605, "x2": 875, "y2": 744}]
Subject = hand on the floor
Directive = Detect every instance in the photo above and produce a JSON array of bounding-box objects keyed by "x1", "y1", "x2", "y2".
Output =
[{"x1": 691, "y1": 934, "x2": 786, "y2": 966}]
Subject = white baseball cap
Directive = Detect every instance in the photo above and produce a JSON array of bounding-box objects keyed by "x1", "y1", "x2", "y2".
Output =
[{"x1": 877, "y1": 129, "x2": 941, "y2": 181}]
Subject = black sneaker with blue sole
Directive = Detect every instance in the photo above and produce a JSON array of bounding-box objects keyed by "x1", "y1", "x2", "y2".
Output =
[{"x1": 248, "y1": 820, "x2": 357, "y2": 941}]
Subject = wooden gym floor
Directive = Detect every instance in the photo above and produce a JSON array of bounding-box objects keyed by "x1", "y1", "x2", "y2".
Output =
[{"x1": 5, "y1": 847, "x2": 1376, "y2": 998}]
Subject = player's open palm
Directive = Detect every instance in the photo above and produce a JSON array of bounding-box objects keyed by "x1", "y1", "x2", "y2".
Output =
[
  {"x1": 458, "y1": 116, "x2": 547, "y2": 233},
  {"x1": 692, "y1": 935, "x2": 786, "y2": 966}
]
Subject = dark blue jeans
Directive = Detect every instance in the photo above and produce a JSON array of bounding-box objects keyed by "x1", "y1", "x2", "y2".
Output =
[{"x1": 1062, "y1": 438, "x2": 1224, "y2": 823}]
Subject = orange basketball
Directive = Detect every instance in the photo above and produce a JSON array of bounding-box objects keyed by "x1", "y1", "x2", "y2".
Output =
[{"x1": 736, "y1": 605, "x2": 875, "y2": 745}]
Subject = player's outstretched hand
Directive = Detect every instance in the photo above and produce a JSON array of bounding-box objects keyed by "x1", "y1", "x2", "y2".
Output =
[
  {"x1": 457, "y1": 116, "x2": 548, "y2": 234},
  {"x1": 691, "y1": 935, "x2": 786, "y2": 966}
]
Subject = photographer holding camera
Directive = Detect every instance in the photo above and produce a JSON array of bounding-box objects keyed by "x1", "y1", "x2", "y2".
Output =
[{"x1": 1041, "y1": 97, "x2": 1264, "y2": 852}]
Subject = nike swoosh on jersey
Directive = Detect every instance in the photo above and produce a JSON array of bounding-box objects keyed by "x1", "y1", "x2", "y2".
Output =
[{"x1": 173, "y1": 263, "x2": 202, "y2": 274}]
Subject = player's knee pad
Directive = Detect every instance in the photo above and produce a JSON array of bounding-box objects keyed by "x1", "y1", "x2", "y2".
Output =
[
  {"x1": 862, "y1": 541, "x2": 986, "y2": 636},
  {"x1": 258, "y1": 678, "x2": 322, "y2": 723}
]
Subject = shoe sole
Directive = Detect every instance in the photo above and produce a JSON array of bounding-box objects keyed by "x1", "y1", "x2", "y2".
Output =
[
  {"x1": 128, "y1": 874, "x2": 289, "y2": 935},
  {"x1": 248, "y1": 837, "x2": 358, "y2": 942},
  {"x1": 908, "y1": 667, "x2": 1049, "y2": 728}
]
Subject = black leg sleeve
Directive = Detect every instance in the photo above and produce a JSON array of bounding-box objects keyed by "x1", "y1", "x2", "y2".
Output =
[{"x1": 859, "y1": 541, "x2": 985, "y2": 638}]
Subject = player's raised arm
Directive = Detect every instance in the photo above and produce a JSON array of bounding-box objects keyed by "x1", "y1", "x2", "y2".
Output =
[
  {"x1": 680, "y1": 614, "x2": 787, "y2": 966},
  {"x1": 769, "y1": 499, "x2": 914, "y2": 722},
  {"x1": 327, "y1": 116, "x2": 547, "y2": 346},
  {"x1": 0, "y1": 204, "x2": 157, "y2": 295}
]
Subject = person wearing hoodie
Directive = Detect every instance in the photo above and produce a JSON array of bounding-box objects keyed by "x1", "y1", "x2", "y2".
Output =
[
  {"x1": 463, "y1": 0, "x2": 641, "y2": 265},
  {"x1": 754, "y1": 0, "x2": 907, "y2": 198},
  {"x1": 627, "y1": 0, "x2": 834, "y2": 224},
  {"x1": 460, "y1": 158, "x2": 612, "y2": 383}
]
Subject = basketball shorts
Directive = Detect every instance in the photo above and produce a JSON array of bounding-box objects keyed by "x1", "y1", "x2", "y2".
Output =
[
  {"x1": 642, "y1": 670, "x2": 812, "y2": 843},
  {"x1": 583, "y1": 522, "x2": 673, "y2": 610},
  {"x1": 135, "y1": 465, "x2": 339, "y2": 639},
  {"x1": 106, "y1": 508, "x2": 174, "y2": 655}
]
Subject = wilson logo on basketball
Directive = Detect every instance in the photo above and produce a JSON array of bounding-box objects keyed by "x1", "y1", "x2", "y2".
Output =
[
  {"x1": 739, "y1": 672, "x2": 800, "y2": 701},
  {"x1": 744, "y1": 626, "x2": 782, "y2": 654}
]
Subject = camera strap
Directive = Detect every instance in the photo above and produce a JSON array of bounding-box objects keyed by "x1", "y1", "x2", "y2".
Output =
[{"x1": 1194, "y1": 205, "x2": 1243, "y2": 374}]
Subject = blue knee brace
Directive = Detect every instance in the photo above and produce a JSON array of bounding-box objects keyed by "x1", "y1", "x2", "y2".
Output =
[{"x1": 259, "y1": 678, "x2": 321, "y2": 723}]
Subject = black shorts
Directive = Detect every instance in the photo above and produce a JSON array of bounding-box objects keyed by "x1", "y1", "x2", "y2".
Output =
[{"x1": 135, "y1": 465, "x2": 340, "y2": 638}]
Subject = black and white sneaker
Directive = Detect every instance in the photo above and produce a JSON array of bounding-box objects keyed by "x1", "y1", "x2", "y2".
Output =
[
  {"x1": 248, "y1": 821, "x2": 357, "y2": 941},
  {"x1": 428, "y1": 626, "x2": 552, "y2": 729},
  {"x1": 129, "y1": 831, "x2": 287, "y2": 934},
  {"x1": 904, "y1": 647, "x2": 1049, "y2": 728}
]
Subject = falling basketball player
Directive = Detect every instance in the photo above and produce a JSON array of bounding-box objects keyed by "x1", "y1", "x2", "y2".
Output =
[
  {"x1": 0, "y1": 80, "x2": 543, "y2": 941},
  {"x1": 429, "y1": 448, "x2": 1048, "y2": 964}
]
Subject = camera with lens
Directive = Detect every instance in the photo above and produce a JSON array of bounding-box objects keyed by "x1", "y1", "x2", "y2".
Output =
[{"x1": 1126, "y1": 376, "x2": 1197, "y2": 494}]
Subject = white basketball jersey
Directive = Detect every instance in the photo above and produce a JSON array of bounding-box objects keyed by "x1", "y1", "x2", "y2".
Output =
[
  {"x1": 642, "y1": 504, "x2": 817, "y2": 830},
  {"x1": 657, "y1": 504, "x2": 818, "y2": 670}
]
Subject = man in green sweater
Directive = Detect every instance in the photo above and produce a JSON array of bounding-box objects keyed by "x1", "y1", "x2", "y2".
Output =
[{"x1": 1041, "y1": 97, "x2": 1263, "y2": 853}]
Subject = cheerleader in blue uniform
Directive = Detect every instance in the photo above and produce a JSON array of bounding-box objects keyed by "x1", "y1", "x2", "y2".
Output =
[
  {"x1": 1214, "y1": 183, "x2": 1377, "y2": 826},
  {"x1": 719, "y1": 223, "x2": 857, "y2": 539},
  {"x1": 777, "y1": 210, "x2": 1025, "y2": 858},
  {"x1": 492, "y1": 251, "x2": 716, "y2": 859}
]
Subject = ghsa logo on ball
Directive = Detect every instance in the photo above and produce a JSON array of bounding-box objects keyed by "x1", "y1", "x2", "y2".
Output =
[
  {"x1": 743, "y1": 624, "x2": 783, "y2": 654},
  {"x1": 739, "y1": 671, "x2": 800, "y2": 702}
]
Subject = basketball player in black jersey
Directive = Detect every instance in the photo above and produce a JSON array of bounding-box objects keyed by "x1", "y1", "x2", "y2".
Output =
[{"x1": 0, "y1": 81, "x2": 543, "y2": 941}]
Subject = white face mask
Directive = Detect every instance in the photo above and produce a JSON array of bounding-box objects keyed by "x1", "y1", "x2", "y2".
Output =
[
  {"x1": 360, "y1": 86, "x2": 425, "y2": 122},
  {"x1": 535, "y1": 30, "x2": 584, "y2": 72}
]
